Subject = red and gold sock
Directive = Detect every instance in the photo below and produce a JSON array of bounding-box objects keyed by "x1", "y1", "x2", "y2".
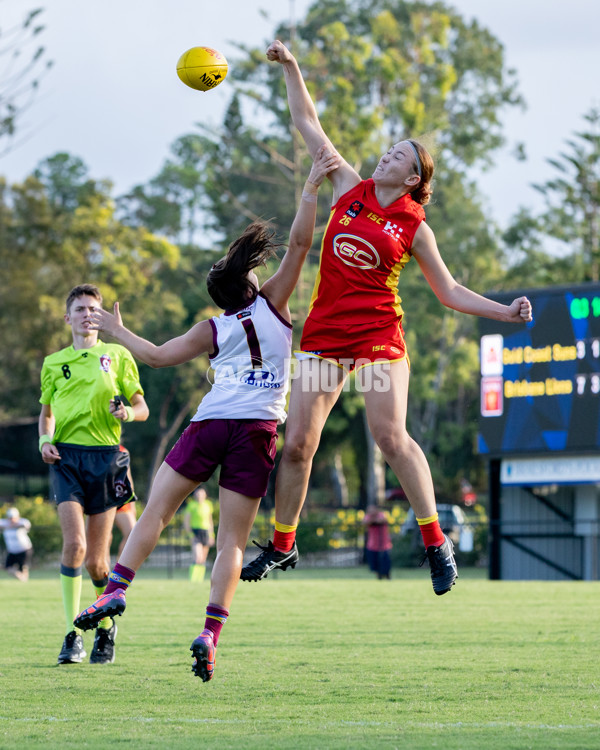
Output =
[
  {"x1": 273, "y1": 521, "x2": 297, "y2": 552},
  {"x1": 417, "y1": 513, "x2": 445, "y2": 548}
]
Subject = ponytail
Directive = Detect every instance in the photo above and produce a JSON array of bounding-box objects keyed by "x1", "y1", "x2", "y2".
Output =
[
  {"x1": 407, "y1": 139, "x2": 434, "y2": 206},
  {"x1": 206, "y1": 221, "x2": 281, "y2": 310}
]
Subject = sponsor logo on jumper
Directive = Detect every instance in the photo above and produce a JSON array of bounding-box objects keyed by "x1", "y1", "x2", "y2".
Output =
[
  {"x1": 236, "y1": 310, "x2": 251, "y2": 320},
  {"x1": 345, "y1": 200, "x2": 364, "y2": 219},
  {"x1": 241, "y1": 370, "x2": 281, "y2": 389},
  {"x1": 99, "y1": 355, "x2": 112, "y2": 372},
  {"x1": 208, "y1": 355, "x2": 283, "y2": 392},
  {"x1": 333, "y1": 233, "x2": 380, "y2": 270},
  {"x1": 367, "y1": 211, "x2": 384, "y2": 224},
  {"x1": 382, "y1": 221, "x2": 404, "y2": 241}
]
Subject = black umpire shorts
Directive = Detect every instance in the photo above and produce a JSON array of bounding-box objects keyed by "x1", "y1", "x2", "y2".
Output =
[
  {"x1": 192, "y1": 528, "x2": 210, "y2": 545},
  {"x1": 49, "y1": 443, "x2": 135, "y2": 516}
]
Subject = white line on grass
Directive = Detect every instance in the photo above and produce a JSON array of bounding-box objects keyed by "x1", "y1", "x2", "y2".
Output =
[{"x1": 1, "y1": 717, "x2": 599, "y2": 730}]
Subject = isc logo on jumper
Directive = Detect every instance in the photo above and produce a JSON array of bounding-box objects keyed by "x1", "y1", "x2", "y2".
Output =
[{"x1": 333, "y1": 233, "x2": 380, "y2": 270}]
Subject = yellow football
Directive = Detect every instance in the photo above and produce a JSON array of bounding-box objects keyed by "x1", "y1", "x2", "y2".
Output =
[{"x1": 176, "y1": 46, "x2": 228, "y2": 92}]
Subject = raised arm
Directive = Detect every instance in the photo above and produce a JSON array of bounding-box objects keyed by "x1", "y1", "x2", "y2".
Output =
[
  {"x1": 88, "y1": 302, "x2": 215, "y2": 367},
  {"x1": 412, "y1": 222, "x2": 533, "y2": 323},
  {"x1": 266, "y1": 40, "x2": 360, "y2": 201},
  {"x1": 260, "y1": 144, "x2": 340, "y2": 317}
]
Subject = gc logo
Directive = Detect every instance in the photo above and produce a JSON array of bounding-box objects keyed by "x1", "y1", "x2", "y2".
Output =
[{"x1": 333, "y1": 234, "x2": 380, "y2": 270}]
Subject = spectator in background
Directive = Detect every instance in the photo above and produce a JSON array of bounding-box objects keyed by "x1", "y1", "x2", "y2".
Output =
[
  {"x1": 184, "y1": 487, "x2": 215, "y2": 582},
  {"x1": 362, "y1": 505, "x2": 393, "y2": 580},
  {"x1": 1, "y1": 507, "x2": 33, "y2": 582}
]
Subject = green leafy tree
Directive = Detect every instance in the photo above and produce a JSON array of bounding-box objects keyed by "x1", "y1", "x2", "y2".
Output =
[
  {"x1": 504, "y1": 107, "x2": 600, "y2": 284},
  {"x1": 0, "y1": 155, "x2": 218, "y2": 495},
  {"x1": 237, "y1": 0, "x2": 522, "y2": 171}
]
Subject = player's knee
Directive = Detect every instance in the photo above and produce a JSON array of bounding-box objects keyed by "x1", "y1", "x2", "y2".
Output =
[
  {"x1": 282, "y1": 433, "x2": 317, "y2": 465},
  {"x1": 62, "y1": 537, "x2": 86, "y2": 565},
  {"x1": 84, "y1": 558, "x2": 109, "y2": 580},
  {"x1": 374, "y1": 428, "x2": 411, "y2": 460}
]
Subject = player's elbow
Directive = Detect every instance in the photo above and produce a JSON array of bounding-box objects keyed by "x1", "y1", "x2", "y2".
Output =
[
  {"x1": 137, "y1": 403, "x2": 150, "y2": 421},
  {"x1": 288, "y1": 237, "x2": 312, "y2": 257},
  {"x1": 145, "y1": 348, "x2": 171, "y2": 369},
  {"x1": 436, "y1": 282, "x2": 463, "y2": 311},
  {"x1": 144, "y1": 356, "x2": 161, "y2": 369}
]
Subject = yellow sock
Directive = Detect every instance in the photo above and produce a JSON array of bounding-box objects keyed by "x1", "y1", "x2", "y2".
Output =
[
  {"x1": 60, "y1": 567, "x2": 82, "y2": 635},
  {"x1": 93, "y1": 579, "x2": 113, "y2": 630},
  {"x1": 190, "y1": 564, "x2": 206, "y2": 582}
]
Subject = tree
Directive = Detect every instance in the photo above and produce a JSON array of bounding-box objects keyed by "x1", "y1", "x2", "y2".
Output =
[
  {"x1": 504, "y1": 108, "x2": 600, "y2": 284},
  {"x1": 236, "y1": 0, "x2": 522, "y2": 170},
  {"x1": 0, "y1": 6, "x2": 53, "y2": 153},
  {"x1": 117, "y1": 134, "x2": 212, "y2": 246},
  {"x1": 0, "y1": 154, "x2": 218, "y2": 495}
]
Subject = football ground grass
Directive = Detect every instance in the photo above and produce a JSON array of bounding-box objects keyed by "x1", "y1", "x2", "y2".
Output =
[{"x1": 1, "y1": 566, "x2": 599, "y2": 750}]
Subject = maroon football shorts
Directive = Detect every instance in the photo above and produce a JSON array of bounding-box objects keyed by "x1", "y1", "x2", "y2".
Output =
[{"x1": 165, "y1": 418, "x2": 278, "y2": 499}]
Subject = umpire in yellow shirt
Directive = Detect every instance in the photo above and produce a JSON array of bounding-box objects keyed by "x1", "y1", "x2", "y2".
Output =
[{"x1": 38, "y1": 284, "x2": 149, "y2": 665}]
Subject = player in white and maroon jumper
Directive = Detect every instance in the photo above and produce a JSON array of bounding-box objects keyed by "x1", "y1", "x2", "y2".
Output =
[{"x1": 73, "y1": 145, "x2": 340, "y2": 681}]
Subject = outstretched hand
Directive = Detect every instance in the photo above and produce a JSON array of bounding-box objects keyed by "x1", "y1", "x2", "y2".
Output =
[
  {"x1": 506, "y1": 296, "x2": 533, "y2": 323},
  {"x1": 307, "y1": 144, "x2": 342, "y2": 187},
  {"x1": 88, "y1": 302, "x2": 123, "y2": 336},
  {"x1": 266, "y1": 40, "x2": 293, "y2": 64}
]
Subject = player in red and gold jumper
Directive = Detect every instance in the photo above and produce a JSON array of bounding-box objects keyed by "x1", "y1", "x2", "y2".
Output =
[{"x1": 241, "y1": 40, "x2": 532, "y2": 594}]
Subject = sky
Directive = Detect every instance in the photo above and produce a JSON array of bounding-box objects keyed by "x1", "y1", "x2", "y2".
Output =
[{"x1": 1, "y1": 0, "x2": 598, "y2": 229}]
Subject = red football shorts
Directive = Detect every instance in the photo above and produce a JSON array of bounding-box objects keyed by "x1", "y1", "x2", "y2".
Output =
[{"x1": 298, "y1": 316, "x2": 408, "y2": 371}]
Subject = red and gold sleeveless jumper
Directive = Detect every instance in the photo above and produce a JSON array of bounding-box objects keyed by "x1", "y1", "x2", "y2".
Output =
[{"x1": 299, "y1": 179, "x2": 425, "y2": 367}]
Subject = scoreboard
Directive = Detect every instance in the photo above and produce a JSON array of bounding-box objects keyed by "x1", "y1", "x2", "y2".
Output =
[{"x1": 477, "y1": 283, "x2": 600, "y2": 457}]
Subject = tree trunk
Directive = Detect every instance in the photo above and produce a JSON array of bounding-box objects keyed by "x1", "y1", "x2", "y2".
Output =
[
  {"x1": 330, "y1": 450, "x2": 349, "y2": 507},
  {"x1": 363, "y1": 410, "x2": 385, "y2": 506},
  {"x1": 146, "y1": 375, "x2": 206, "y2": 489},
  {"x1": 147, "y1": 399, "x2": 194, "y2": 488}
]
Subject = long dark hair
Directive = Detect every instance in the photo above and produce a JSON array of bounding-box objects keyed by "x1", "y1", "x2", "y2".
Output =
[{"x1": 206, "y1": 221, "x2": 281, "y2": 310}]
